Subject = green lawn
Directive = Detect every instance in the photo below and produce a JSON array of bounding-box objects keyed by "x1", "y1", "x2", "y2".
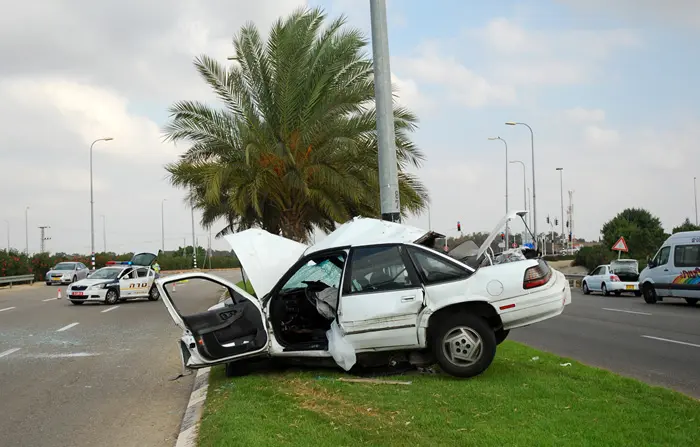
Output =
[{"x1": 198, "y1": 342, "x2": 699, "y2": 447}]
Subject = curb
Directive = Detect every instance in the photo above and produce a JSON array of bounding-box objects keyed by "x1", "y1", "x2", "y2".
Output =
[{"x1": 175, "y1": 367, "x2": 211, "y2": 447}]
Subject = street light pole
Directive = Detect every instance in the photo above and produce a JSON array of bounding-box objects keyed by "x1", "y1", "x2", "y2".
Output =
[
  {"x1": 370, "y1": 0, "x2": 400, "y2": 222},
  {"x1": 24, "y1": 206, "x2": 29, "y2": 255},
  {"x1": 101, "y1": 215, "x2": 106, "y2": 253},
  {"x1": 190, "y1": 197, "x2": 197, "y2": 269},
  {"x1": 510, "y1": 160, "x2": 527, "y2": 244},
  {"x1": 161, "y1": 199, "x2": 167, "y2": 254},
  {"x1": 556, "y1": 167, "x2": 564, "y2": 250},
  {"x1": 90, "y1": 137, "x2": 114, "y2": 270},
  {"x1": 506, "y1": 122, "x2": 537, "y2": 249},
  {"x1": 695, "y1": 176, "x2": 698, "y2": 226},
  {"x1": 489, "y1": 137, "x2": 509, "y2": 246},
  {"x1": 4, "y1": 220, "x2": 9, "y2": 252}
]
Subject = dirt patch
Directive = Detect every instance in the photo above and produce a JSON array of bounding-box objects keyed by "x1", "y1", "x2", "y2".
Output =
[{"x1": 282, "y1": 378, "x2": 404, "y2": 429}]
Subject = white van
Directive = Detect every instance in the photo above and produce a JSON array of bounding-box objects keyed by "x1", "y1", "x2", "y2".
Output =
[{"x1": 638, "y1": 231, "x2": 700, "y2": 306}]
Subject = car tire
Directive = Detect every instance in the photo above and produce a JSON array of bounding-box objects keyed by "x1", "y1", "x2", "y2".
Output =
[
  {"x1": 582, "y1": 282, "x2": 590, "y2": 295},
  {"x1": 431, "y1": 313, "x2": 496, "y2": 378},
  {"x1": 72, "y1": 276, "x2": 77, "y2": 284},
  {"x1": 46, "y1": 282, "x2": 51, "y2": 286},
  {"x1": 71, "y1": 300, "x2": 84, "y2": 305},
  {"x1": 495, "y1": 329, "x2": 510, "y2": 345},
  {"x1": 642, "y1": 284, "x2": 657, "y2": 304},
  {"x1": 105, "y1": 289, "x2": 119, "y2": 305},
  {"x1": 601, "y1": 283, "x2": 610, "y2": 296},
  {"x1": 148, "y1": 285, "x2": 160, "y2": 301},
  {"x1": 685, "y1": 298, "x2": 699, "y2": 306}
]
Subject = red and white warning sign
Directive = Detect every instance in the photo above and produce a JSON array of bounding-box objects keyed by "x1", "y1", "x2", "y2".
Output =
[{"x1": 611, "y1": 236, "x2": 628, "y2": 252}]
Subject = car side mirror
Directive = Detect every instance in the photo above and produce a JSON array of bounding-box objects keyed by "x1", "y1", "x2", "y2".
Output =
[{"x1": 647, "y1": 259, "x2": 655, "y2": 268}]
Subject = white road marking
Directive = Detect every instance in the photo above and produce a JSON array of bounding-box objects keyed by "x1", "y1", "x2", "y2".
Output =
[
  {"x1": 56, "y1": 322, "x2": 79, "y2": 332},
  {"x1": 0, "y1": 307, "x2": 16, "y2": 312},
  {"x1": 43, "y1": 297, "x2": 58, "y2": 302},
  {"x1": 101, "y1": 306, "x2": 119, "y2": 313},
  {"x1": 602, "y1": 308, "x2": 652, "y2": 316},
  {"x1": 0, "y1": 348, "x2": 21, "y2": 358},
  {"x1": 642, "y1": 335, "x2": 700, "y2": 348},
  {"x1": 28, "y1": 352, "x2": 100, "y2": 359}
]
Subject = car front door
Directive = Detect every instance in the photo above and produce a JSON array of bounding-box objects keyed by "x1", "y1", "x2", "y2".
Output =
[
  {"x1": 155, "y1": 273, "x2": 269, "y2": 366},
  {"x1": 649, "y1": 246, "x2": 673, "y2": 296},
  {"x1": 588, "y1": 266, "x2": 603, "y2": 290},
  {"x1": 119, "y1": 268, "x2": 140, "y2": 298},
  {"x1": 78, "y1": 263, "x2": 88, "y2": 279},
  {"x1": 338, "y1": 244, "x2": 424, "y2": 350}
]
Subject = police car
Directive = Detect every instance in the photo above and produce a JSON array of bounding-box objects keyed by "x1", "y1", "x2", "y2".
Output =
[{"x1": 66, "y1": 252, "x2": 161, "y2": 305}]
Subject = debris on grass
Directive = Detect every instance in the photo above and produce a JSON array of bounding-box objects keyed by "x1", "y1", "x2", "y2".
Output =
[{"x1": 337, "y1": 378, "x2": 412, "y2": 386}]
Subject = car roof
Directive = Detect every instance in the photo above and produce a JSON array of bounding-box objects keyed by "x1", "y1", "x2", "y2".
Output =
[
  {"x1": 303, "y1": 216, "x2": 443, "y2": 256},
  {"x1": 664, "y1": 231, "x2": 700, "y2": 243}
]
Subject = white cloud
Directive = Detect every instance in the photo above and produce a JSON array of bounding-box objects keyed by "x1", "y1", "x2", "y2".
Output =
[{"x1": 565, "y1": 107, "x2": 606, "y2": 123}]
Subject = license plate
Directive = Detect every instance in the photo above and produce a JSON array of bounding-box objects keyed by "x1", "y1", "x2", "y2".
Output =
[
  {"x1": 72, "y1": 292, "x2": 84, "y2": 296},
  {"x1": 625, "y1": 285, "x2": 634, "y2": 290}
]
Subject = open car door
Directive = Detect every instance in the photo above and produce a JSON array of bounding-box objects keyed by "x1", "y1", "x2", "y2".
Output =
[{"x1": 155, "y1": 272, "x2": 269, "y2": 368}]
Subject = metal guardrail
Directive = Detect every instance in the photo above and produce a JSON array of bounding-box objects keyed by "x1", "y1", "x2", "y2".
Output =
[
  {"x1": 0, "y1": 274, "x2": 35, "y2": 288},
  {"x1": 563, "y1": 274, "x2": 586, "y2": 288}
]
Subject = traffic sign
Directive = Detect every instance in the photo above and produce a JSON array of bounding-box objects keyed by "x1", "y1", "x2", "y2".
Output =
[{"x1": 611, "y1": 236, "x2": 628, "y2": 252}]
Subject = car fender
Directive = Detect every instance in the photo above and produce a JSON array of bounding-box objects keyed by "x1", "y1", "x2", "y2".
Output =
[{"x1": 416, "y1": 296, "x2": 497, "y2": 347}]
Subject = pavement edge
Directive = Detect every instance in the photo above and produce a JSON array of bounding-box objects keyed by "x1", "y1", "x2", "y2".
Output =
[{"x1": 174, "y1": 367, "x2": 211, "y2": 447}]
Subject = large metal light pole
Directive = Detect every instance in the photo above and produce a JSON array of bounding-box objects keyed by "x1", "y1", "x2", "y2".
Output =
[
  {"x1": 4, "y1": 220, "x2": 9, "y2": 252},
  {"x1": 190, "y1": 197, "x2": 197, "y2": 269},
  {"x1": 488, "y1": 137, "x2": 509, "y2": 246},
  {"x1": 90, "y1": 137, "x2": 113, "y2": 270},
  {"x1": 101, "y1": 215, "x2": 107, "y2": 253},
  {"x1": 556, "y1": 167, "x2": 564, "y2": 249},
  {"x1": 510, "y1": 160, "x2": 527, "y2": 243},
  {"x1": 370, "y1": 0, "x2": 400, "y2": 222},
  {"x1": 24, "y1": 206, "x2": 29, "y2": 255},
  {"x1": 695, "y1": 176, "x2": 698, "y2": 226},
  {"x1": 161, "y1": 199, "x2": 167, "y2": 254},
  {"x1": 506, "y1": 122, "x2": 536, "y2": 248}
]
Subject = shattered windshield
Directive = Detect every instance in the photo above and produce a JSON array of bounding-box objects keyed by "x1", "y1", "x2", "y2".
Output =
[{"x1": 280, "y1": 255, "x2": 345, "y2": 291}]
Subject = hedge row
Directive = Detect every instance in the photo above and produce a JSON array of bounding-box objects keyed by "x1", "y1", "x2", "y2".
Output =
[
  {"x1": 0, "y1": 249, "x2": 240, "y2": 281},
  {"x1": 572, "y1": 246, "x2": 646, "y2": 273}
]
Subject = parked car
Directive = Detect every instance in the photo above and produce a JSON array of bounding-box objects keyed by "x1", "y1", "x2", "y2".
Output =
[
  {"x1": 45, "y1": 262, "x2": 90, "y2": 285},
  {"x1": 66, "y1": 253, "x2": 160, "y2": 305},
  {"x1": 582, "y1": 259, "x2": 641, "y2": 296},
  {"x1": 156, "y1": 211, "x2": 571, "y2": 379},
  {"x1": 639, "y1": 231, "x2": 700, "y2": 305}
]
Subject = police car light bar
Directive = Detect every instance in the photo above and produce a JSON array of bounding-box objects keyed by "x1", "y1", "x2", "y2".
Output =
[{"x1": 106, "y1": 260, "x2": 132, "y2": 265}]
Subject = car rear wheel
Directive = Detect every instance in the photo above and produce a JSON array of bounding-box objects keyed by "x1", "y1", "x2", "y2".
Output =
[
  {"x1": 431, "y1": 313, "x2": 496, "y2": 378},
  {"x1": 602, "y1": 283, "x2": 610, "y2": 296},
  {"x1": 686, "y1": 298, "x2": 699, "y2": 306},
  {"x1": 643, "y1": 284, "x2": 657, "y2": 304},
  {"x1": 148, "y1": 285, "x2": 160, "y2": 301},
  {"x1": 105, "y1": 289, "x2": 119, "y2": 305},
  {"x1": 582, "y1": 282, "x2": 590, "y2": 295}
]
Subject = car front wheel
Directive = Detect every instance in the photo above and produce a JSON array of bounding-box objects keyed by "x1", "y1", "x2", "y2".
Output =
[
  {"x1": 582, "y1": 282, "x2": 590, "y2": 295},
  {"x1": 148, "y1": 285, "x2": 160, "y2": 301},
  {"x1": 643, "y1": 284, "x2": 657, "y2": 304},
  {"x1": 432, "y1": 313, "x2": 496, "y2": 378},
  {"x1": 105, "y1": 289, "x2": 119, "y2": 305}
]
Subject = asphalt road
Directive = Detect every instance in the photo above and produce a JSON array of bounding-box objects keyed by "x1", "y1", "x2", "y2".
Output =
[
  {"x1": 0, "y1": 269, "x2": 241, "y2": 447},
  {"x1": 513, "y1": 288, "x2": 700, "y2": 398}
]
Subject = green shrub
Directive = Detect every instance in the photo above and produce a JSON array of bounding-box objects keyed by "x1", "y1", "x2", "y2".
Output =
[{"x1": 573, "y1": 246, "x2": 614, "y2": 272}]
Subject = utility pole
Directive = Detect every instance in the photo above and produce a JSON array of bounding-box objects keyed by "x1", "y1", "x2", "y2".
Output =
[
  {"x1": 568, "y1": 190, "x2": 575, "y2": 249},
  {"x1": 694, "y1": 177, "x2": 698, "y2": 226},
  {"x1": 190, "y1": 197, "x2": 197, "y2": 269},
  {"x1": 556, "y1": 168, "x2": 564, "y2": 249},
  {"x1": 38, "y1": 226, "x2": 51, "y2": 253},
  {"x1": 90, "y1": 137, "x2": 114, "y2": 270},
  {"x1": 370, "y1": 0, "x2": 400, "y2": 222},
  {"x1": 25, "y1": 206, "x2": 30, "y2": 255},
  {"x1": 161, "y1": 199, "x2": 167, "y2": 254},
  {"x1": 4, "y1": 220, "x2": 9, "y2": 252},
  {"x1": 101, "y1": 215, "x2": 106, "y2": 253}
]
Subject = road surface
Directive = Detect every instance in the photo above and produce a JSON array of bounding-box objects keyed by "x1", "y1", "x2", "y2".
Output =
[
  {"x1": 0, "y1": 269, "x2": 241, "y2": 447},
  {"x1": 513, "y1": 288, "x2": 700, "y2": 398}
]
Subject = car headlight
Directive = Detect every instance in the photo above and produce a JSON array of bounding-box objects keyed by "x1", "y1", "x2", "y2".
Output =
[{"x1": 92, "y1": 283, "x2": 106, "y2": 289}]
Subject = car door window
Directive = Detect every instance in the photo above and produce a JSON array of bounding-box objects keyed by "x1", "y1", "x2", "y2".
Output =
[
  {"x1": 590, "y1": 267, "x2": 601, "y2": 276},
  {"x1": 279, "y1": 254, "x2": 346, "y2": 292},
  {"x1": 136, "y1": 268, "x2": 148, "y2": 278},
  {"x1": 346, "y1": 245, "x2": 419, "y2": 294},
  {"x1": 674, "y1": 245, "x2": 700, "y2": 268},
  {"x1": 408, "y1": 247, "x2": 471, "y2": 284},
  {"x1": 655, "y1": 246, "x2": 671, "y2": 266}
]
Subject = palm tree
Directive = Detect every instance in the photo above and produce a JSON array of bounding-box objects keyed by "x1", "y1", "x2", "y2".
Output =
[{"x1": 164, "y1": 7, "x2": 429, "y2": 243}]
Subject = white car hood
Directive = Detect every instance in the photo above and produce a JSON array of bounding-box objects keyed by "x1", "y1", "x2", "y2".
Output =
[
  {"x1": 71, "y1": 278, "x2": 114, "y2": 288},
  {"x1": 477, "y1": 210, "x2": 529, "y2": 258},
  {"x1": 224, "y1": 229, "x2": 308, "y2": 298}
]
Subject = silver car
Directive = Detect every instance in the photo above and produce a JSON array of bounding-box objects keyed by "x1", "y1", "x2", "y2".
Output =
[{"x1": 45, "y1": 262, "x2": 90, "y2": 285}]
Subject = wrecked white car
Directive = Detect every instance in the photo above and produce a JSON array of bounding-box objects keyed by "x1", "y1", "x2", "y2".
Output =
[{"x1": 156, "y1": 210, "x2": 571, "y2": 378}]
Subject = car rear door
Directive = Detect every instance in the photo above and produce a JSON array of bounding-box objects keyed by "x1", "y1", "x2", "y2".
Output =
[
  {"x1": 338, "y1": 244, "x2": 424, "y2": 350},
  {"x1": 155, "y1": 272, "x2": 269, "y2": 365}
]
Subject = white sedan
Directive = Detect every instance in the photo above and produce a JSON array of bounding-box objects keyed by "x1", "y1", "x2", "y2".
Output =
[
  {"x1": 582, "y1": 260, "x2": 641, "y2": 297},
  {"x1": 156, "y1": 211, "x2": 571, "y2": 378}
]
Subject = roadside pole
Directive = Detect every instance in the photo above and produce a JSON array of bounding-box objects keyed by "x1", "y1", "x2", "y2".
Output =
[{"x1": 370, "y1": 0, "x2": 401, "y2": 222}]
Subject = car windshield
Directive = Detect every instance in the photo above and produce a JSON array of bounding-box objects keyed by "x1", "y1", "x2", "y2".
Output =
[
  {"x1": 280, "y1": 256, "x2": 345, "y2": 292},
  {"x1": 89, "y1": 268, "x2": 123, "y2": 279},
  {"x1": 53, "y1": 263, "x2": 75, "y2": 270}
]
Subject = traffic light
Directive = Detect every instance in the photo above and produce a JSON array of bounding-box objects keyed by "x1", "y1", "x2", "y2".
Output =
[
  {"x1": 500, "y1": 232, "x2": 505, "y2": 240},
  {"x1": 569, "y1": 233, "x2": 572, "y2": 242},
  {"x1": 555, "y1": 218, "x2": 559, "y2": 226},
  {"x1": 457, "y1": 221, "x2": 461, "y2": 232},
  {"x1": 566, "y1": 220, "x2": 569, "y2": 228}
]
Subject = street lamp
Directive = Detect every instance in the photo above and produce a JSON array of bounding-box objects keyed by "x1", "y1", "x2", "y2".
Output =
[
  {"x1": 695, "y1": 177, "x2": 698, "y2": 226},
  {"x1": 4, "y1": 220, "x2": 9, "y2": 252},
  {"x1": 24, "y1": 206, "x2": 29, "y2": 255},
  {"x1": 488, "y1": 137, "x2": 509, "y2": 246},
  {"x1": 556, "y1": 168, "x2": 565, "y2": 250},
  {"x1": 161, "y1": 198, "x2": 167, "y2": 254},
  {"x1": 506, "y1": 122, "x2": 537, "y2": 248},
  {"x1": 90, "y1": 137, "x2": 114, "y2": 270},
  {"x1": 510, "y1": 160, "x2": 527, "y2": 243},
  {"x1": 101, "y1": 215, "x2": 107, "y2": 253}
]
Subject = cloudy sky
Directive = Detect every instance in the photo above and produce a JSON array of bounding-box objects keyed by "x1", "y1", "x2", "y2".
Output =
[{"x1": 1, "y1": 0, "x2": 698, "y2": 254}]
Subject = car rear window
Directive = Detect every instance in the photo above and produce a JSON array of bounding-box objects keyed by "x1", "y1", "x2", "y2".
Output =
[{"x1": 674, "y1": 244, "x2": 700, "y2": 268}]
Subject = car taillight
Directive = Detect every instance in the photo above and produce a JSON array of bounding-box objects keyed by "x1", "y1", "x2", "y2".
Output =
[
  {"x1": 523, "y1": 260, "x2": 552, "y2": 289},
  {"x1": 610, "y1": 275, "x2": 620, "y2": 282}
]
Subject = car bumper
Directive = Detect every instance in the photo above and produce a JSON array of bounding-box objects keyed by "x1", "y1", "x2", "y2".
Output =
[
  {"x1": 607, "y1": 282, "x2": 639, "y2": 292},
  {"x1": 67, "y1": 288, "x2": 108, "y2": 301},
  {"x1": 500, "y1": 270, "x2": 571, "y2": 331},
  {"x1": 47, "y1": 278, "x2": 72, "y2": 284}
]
